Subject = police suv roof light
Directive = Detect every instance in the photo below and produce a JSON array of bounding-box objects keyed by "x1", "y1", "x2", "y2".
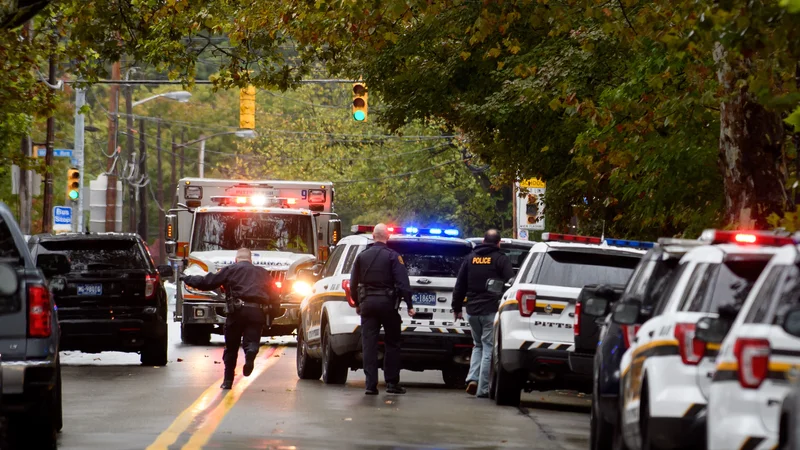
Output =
[
  {"x1": 351, "y1": 225, "x2": 375, "y2": 234},
  {"x1": 699, "y1": 229, "x2": 795, "y2": 247},
  {"x1": 604, "y1": 238, "x2": 656, "y2": 249},
  {"x1": 542, "y1": 232, "x2": 602, "y2": 244}
]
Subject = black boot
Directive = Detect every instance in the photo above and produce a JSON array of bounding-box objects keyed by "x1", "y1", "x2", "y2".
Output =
[
  {"x1": 220, "y1": 379, "x2": 233, "y2": 389},
  {"x1": 243, "y1": 352, "x2": 256, "y2": 377},
  {"x1": 386, "y1": 383, "x2": 406, "y2": 394},
  {"x1": 365, "y1": 387, "x2": 379, "y2": 395}
]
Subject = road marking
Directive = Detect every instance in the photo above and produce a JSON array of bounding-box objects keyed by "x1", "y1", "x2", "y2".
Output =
[
  {"x1": 181, "y1": 347, "x2": 284, "y2": 449},
  {"x1": 145, "y1": 346, "x2": 282, "y2": 450}
]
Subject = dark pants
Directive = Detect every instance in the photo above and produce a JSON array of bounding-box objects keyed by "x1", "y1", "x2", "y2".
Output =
[
  {"x1": 361, "y1": 296, "x2": 402, "y2": 390},
  {"x1": 223, "y1": 305, "x2": 266, "y2": 380}
]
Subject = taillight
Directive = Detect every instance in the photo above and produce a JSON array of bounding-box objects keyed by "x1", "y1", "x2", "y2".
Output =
[
  {"x1": 574, "y1": 301, "x2": 582, "y2": 337},
  {"x1": 516, "y1": 290, "x2": 537, "y2": 317},
  {"x1": 343, "y1": 279, "x2": 356, "y2": 307},
  {"x1": 145, "y1": 274, "x2": 158, "y2": 299},
  {"x1": 734, "y1": 338, "x2": 770, "y2": 389},
  {"x1": 28, "y1": 285, "x2": 52, "y2": 338},
  {"x1": 674, "y1": 323, "x2": 705, "y2": 365},
  {"x1": 621, "y1": 324, "x2": 640, "y2": 348}
]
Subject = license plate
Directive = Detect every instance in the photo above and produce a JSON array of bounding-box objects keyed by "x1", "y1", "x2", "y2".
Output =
[
  {"x1": 77, "y1": 284, "x2": 103, "y2": 296},
  {"x1": 412, "y1": 292, "x2": 437, "y2": 306}
]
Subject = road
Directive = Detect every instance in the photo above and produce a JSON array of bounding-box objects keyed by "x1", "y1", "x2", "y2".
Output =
[{"x1": 55, "y1": 302, "x2": 590, "y2": 450}]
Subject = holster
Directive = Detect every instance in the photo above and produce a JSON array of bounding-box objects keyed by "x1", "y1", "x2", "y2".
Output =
[{"x1": 357, "y1": 285, "x2": 397, "y2": 306}]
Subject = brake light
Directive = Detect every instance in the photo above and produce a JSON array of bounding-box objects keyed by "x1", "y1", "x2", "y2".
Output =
[
  {"x1": 28, "y1": 285, "x2": 52, "y2": 338},
  {"x1": 621, "y1": 324, "x2": 640, "y2": 348},
  {"x1": 145, "y1": 274, "x2": 158, "y2": 299},
  {"x1": 343, "y1": 279, "x2": 356, "y2": 307},
  {"x1": 516, "y1": 290, "x2": 537, "y2": 317},
  {"x1": 674, "y1": 323, "x2": 705, "y2": 365},
  {"x1": 734, "y1": 338, "x2": 770, "y2": 389},
  {"x1": 574, "y1": 301, "x2": 582, "y2": 337}
]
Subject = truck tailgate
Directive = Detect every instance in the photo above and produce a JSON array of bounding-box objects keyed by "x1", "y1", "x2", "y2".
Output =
[{"x1": 573, "y1": 284, "x2": 625, "y2": 354}]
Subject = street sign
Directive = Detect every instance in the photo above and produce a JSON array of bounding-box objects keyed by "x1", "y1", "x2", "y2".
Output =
[
  {"x1": 36, "y1": 148, "x2": 73, "y2": 158},
  {"x1": 517, "y1": 178, "x2": 546, "y2": 231},
  {"x1": 53, "y1": 206, "x2": 72, "y2": 232},
  {"x1": 518, "y1": 230, "x2": 529, "y2": 240}
]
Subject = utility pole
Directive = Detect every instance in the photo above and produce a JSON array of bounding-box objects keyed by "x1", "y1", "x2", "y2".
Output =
[
  {"x1": 125, "y1": 81, "x2": 136, "y2": 232},
  {"x1": 105, "y1": 61, "x2": 121, "y2": 231},
  {"x1": 179, "y1": 128, "x2": 185, "y2": 179},
  {"x1": 156, "y1": 121, "x2": 164, "y2": 263},
  {"x1": 137, "y1": 120, "x2": 148, "y2": 241},
  {"x1": 42, "y1": 49, "x2": 57, "y2": 234},
  {"x1": 74, "y1": 88, "x2": 86, "y2": 233},
  {"x1": 198, "y1": 135, "x2": 205, "y2": 178},
  {"x1": 19, "y1": 137, "x2": 31, "y2": 234}
]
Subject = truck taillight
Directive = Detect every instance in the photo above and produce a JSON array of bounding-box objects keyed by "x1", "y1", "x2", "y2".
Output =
[
  {"x1": 28, "y1": 285, "x2": 52, "y2": 338},
  {"x1": 516, "y1": 290, "x2": 537, "y2": 317},
  {"x1": 621, "y1": 325, "x2": 640, "y2": 348},
  {"x1": 145, "y1": 274, "x2": 158, "y2": 299},
  {"x1": 734, "y1": 338, "x2": 770, "y2": 389},
  {"x1": 674, "y1": 323, "x2": 705, "y2": 365},
  {"x1": 343, "y1": 279, "x2": 356, "y2": 307},
  {"x1": 574, "y1": 301, "x2": 581, "y2": 337}
]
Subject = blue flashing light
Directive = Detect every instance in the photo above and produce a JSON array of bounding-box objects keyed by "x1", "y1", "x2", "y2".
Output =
[
  {"x1": 429, "y1": 228, "x2": 442, "y2": 235},
  {"x1": 604, "y1": 238, "x2": 655, "y2": 249},
  {"x1": 444, "y1": 229, "x2": 459, "y2": 237},
  {"x1": 405, "y1": 227, "x2": 419, "y2": 234}
]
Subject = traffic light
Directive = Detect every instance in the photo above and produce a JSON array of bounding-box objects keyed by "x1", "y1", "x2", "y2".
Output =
[
  {"x1": 66, "y1": 167, "x2": 80, "y2": 201},
  {"x1": 239, "y1": 85, "x2": 256, "y2": 130},
  {"x1": 352, "y1": 81, "x2": 368, "y2": 122}
]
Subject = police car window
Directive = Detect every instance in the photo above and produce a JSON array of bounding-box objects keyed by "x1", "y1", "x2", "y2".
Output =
[
  {"x1": 623, "y1": 260, "x2": 656, "y2": 299},
  {"x1": 654, "y1": 263, "x2": 690, "y2": 316},
  {"x1": 695, "y1": 258, "x2": 770, "y2": 313},
  {"x1": 678, "y1": 263, "x2": 712, "y2": 311},
  {"x1": 644, "y1": 259, "x2": 681, "y2": 309},
  {"x1": 386, "y1": 241, "x2": 471, "y2": 278},
  {"x1": 744, "y1": 267, "x2": 787, "y2": 324},
  {"x1": 520, "y1": 252, "x2": 543, "y2": 284},
  {"x1": 769, "y1": 265, "x2": 800, "y2": 326},
  {"x1": 534, "y1": 251, "x2": 640, "y2": 289},
  {"x1": 38, "y1": 239, "x2": 147, "y2": 271},
  {"x1": 342, "y1": 245, "x2": 364, "y2": 275},
  {"x1": 500, "y1": 245, "x2": 532, "y2": 272},
  {"x1": 323, "y1": 245, "x2": 346, "y2": 278}
]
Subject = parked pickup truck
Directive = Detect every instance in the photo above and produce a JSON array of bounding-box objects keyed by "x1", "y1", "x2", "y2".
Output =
[{"x1": 568, "y1": 284, "x2": 626, "y2": 377}]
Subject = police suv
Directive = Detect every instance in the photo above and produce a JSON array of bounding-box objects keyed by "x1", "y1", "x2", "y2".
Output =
[
  {"x1": 491, "y1": 233, "x2": 644, "y2": 406},
  {"x1": 613, "y1": 230, "x2": 790, "y2": 450},
  {"x1": 700, "y1": 241, "x2": 800, "y2": 450},
  {"x1": 295, "y1": 225, "x2": 474, "y2": 387}
]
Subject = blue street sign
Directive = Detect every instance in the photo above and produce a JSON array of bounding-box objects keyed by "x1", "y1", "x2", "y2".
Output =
[
  {"x1": 53, "y1": 206, "x2": 72, "y2": 231},
  {"x1": 37, "y1": 148, "x2": 73, "y2": 158}
]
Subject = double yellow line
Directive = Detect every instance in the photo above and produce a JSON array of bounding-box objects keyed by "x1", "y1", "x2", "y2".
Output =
[{"x1": 146, "y1": 346, "x2": 284, "y2": 450}]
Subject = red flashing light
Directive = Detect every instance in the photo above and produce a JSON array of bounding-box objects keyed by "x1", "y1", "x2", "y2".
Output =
[
  {"x1": 235, "y1": 196, "x2": 247, "y2": 204},
  {"x1": 542, "y1": 232, "x2": 602, "y2": 245},
  {"x1": 387, "y1": 227, "x2": 395, "y2": 233},
  {"x1": 516, "y1": 290, "x2": 537, "y2": 317},
  {"x1": 275, "y1": 281, "x2": 283, "y2": 290},
  {"x1": 702, "y1": 229, "x2": 794, "y2": 246},
  {"x1": 735, "y1": 234, "x2": 757, "y2": 244},
  {"x1": 351, "y1": 225, "x2": 375, "y2": 234},
  {"x1": 287, "y1": 198, "x2": 297, "y2": 205}
]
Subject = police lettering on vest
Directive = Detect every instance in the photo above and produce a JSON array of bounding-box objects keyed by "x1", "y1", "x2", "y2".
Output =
[{"x1": 472, "y1": 256, "x2": 492, "y2": 265}]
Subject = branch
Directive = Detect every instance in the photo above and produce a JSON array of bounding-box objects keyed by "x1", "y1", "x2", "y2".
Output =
[{"x1": 617, "y1": 0, "x2": 638, "y2": 36}]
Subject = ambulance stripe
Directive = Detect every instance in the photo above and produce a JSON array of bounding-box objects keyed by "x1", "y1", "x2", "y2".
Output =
[
  {"x1": 520, "y1": 341, "x2": 575, "y2": 351},
  {"x1": 682, "y1": 404, "x2": 705, "y2": 418},
  {"x1": 739, "y1": 436, "x2": 766, "y2": 450}
]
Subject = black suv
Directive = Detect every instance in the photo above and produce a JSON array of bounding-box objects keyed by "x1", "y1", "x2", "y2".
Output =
[
  {"x1": 0, "y1": 203, "x2": 68, "y2": 449},
  {"x1": 28, "y1": 233, "x2": 172, "y2": 366}
]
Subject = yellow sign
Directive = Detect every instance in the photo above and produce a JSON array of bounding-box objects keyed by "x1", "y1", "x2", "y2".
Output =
[
  {"x1": 520, "y1": 178, "x2": 546, "y2": 189},
  {"x1": 239, "y1": 85, "x2": 256, "y2": 130}
]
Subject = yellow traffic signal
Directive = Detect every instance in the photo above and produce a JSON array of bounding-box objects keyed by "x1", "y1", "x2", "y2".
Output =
[
  {"x1": 352, "y1": 82, "x2": 368, "y2": 122},
  {"x1": 239, "y1": 85, "x2": 256, "y2": 130},
  {"x1": 66, "y1": 167, "x2": 80, "y2": 201}
]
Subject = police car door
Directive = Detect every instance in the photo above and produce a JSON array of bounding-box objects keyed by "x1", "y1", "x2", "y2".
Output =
[{"x1": 306, "y1": 244, "x2": 347, "y2": 342}]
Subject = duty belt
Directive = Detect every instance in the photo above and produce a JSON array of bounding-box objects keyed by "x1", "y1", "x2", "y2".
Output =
[{"x1": 359, "y1": 287, "x2": 395, "y2": 296}]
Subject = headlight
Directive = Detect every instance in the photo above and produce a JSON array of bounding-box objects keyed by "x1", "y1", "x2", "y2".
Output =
[{"x1": 292, "y1": 280, "x2": 313, "y2": 297}]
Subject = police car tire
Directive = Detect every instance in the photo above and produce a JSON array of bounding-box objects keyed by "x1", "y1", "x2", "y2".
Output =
[
  {"x1": 590, "y1": 400, "x2": 613, "y2": 450},
  {"x1": 297, "y1": 326, "x2": 322, "y2": 380},
  {"x1": 141, "y1": 336, "x2": 169, "y2": 366},
  {"x1": 494, "y1": 329, "x2": 522, "y2": 406},
  {"x1": 181, "y1": 324, "x2": 212, "y2": 345},
  {"x1": 441, "y1": 366, "x2": 468, "y2": 389},
  {"x1": 640, "y1": 378, "x2": 658, "y2": 450},
  {"x1": 322, "y1": 323, "x2": 348, "y2": 385}
]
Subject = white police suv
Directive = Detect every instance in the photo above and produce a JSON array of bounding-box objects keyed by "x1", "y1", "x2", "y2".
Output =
[
  {"x1": 701, "y1": 241, "x2": 800, "y2": 450},
  {"x1": 614, "y1": 230, "x2": 791, "y2": 450},
  {"x1": 295, "y1": 225, "x2": 474, "y2": 387},
  {"x1": 491, "y1": 233, "x2": 645, "y2": 406}
]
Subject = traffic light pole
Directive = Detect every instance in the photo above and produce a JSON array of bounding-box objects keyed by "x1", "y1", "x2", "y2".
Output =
[{"x1": 74, "y1": 88, "x2": 86, "y2": 233}]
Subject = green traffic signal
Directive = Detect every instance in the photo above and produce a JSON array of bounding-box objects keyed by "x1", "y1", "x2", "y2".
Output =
[
  {"x1": 68, "y1": 189, "x2": 79, "y2": 200},
  {"x1": 353, "y1": 110, "x2": 366, "y2": 121}
]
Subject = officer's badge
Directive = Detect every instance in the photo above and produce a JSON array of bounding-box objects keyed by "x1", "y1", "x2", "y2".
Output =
[{"x1": 398, "y1": 255, "x2": 404, "y2": 265}]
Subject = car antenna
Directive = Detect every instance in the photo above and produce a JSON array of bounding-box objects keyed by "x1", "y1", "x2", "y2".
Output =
[{"x1": 600, "y1": 220, "x2": 606, "y2": 241}]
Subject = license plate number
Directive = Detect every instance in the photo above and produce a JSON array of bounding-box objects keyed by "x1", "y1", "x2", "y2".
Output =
[
  {"x1": 412, "y1": 292, "x2": 436, "y2": 306},
  {"x1": 77, "y1": 284, "x2": 102, "y2": 296}
]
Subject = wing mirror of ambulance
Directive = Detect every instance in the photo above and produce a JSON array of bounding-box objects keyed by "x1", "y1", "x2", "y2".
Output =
[
  {"x1": 612, "y1": 298, "x2": 643, "y2": 325},
  {"x1": 782, "y1": 308, "x2": 800, "y2": 338},
  {"x1": 694, "y1": 316, "x2": 729, "y2": 344}
]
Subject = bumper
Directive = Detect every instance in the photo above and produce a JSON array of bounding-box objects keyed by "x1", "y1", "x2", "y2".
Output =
[
  {"x1": 59, "y1": 308, "x2": 166, "y2": 352},
  {"x1": 271, "y1": 303, "x2": 300, "y2": 327},
  {"x1": 502, "y1": 347, "x2": 589, "y2": 387},
  {"x1": 181, "y1": 301, "x2": 227, "y2": 325},
  {"x1": 1, "y1": 358, "x2": 57, "y2": 400},
  {"x1": 707, "y1": 381, "x2": 778, "y2": 450},
  {"x1": 568, "y1": 351, "x2": 594, "y2": 376},
  {"x1": 331, "y1": 330, "x2": 474, "y2": 370},
  {"x1": 648, "y1": 409, "x2": 707, "y2": 449}
]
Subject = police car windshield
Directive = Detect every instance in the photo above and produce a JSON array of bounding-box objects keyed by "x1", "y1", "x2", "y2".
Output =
[
  {"x1": 387, "y1": 240, "x2": 471, "y2": 278},
  {"x1": 535, "y1": 251, "x2": 640, "y2": 288},
  {"x1": 191, "y1": 212, "x2": 314, "y2": 255},
  {"x1": 500, "y1": 244, "x2": 532, "y2": 272},
  {"x1": 38, "y1": 239, "x2": 148, "y2": 272}
]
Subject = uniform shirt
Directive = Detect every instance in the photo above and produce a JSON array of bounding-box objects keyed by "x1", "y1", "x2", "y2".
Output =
[
  {"x1": 350, "y1": 242, "x2": 413, "y2": 309},
  {"x1": 183, "y1": 261, "x2": 278, "y2": 309},
  {"x1": 452, "y1": 244, "x2": 514, "y2": 316}
]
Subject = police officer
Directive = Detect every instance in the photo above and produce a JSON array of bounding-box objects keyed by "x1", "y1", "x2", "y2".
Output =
[
  {"x1": 181, "y1": 248, "x2": 278, "y2": 389},
  {"x1": 452, "y1": 229, "x2": 514, "y2": 398},
  {"x1": 351, "y1": 223, "x2": 416, "y2": 395}
]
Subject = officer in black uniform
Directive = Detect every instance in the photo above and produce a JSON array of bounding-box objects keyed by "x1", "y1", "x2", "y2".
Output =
[
  {"x1": 182, "y1": 248, "x2": 278, "y2": 389},
  {"x1": 351, "y1": 223, "x2": 416, "y2": 395}
]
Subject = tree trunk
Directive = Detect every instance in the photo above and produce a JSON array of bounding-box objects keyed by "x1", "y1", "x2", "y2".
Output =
[{"x1": 715, "y1": 43, "x2": 787, "y2": 228}]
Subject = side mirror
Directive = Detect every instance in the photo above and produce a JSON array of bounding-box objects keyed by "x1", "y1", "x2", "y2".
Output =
[
  {"x1": 584, "y1": 297, "x2": 610, "y2": 317},
  {"x1": 36, "y1": 253, "x2": 71, "y2": 278},
  {"x1": 328, "y1": 219, "x2": 342, "y2": 246},
  {"x1": 783, "y1": 308, "x2": 800, "y2": 338},
  {"x1": 165, "y1": 214, "x2": 178, "y2": 258},
  {"x1": 296, "y1": 267, "x2": 318, "y2": 283},
  {"x1": 695, "y1": 316, "x2": 729, "y2": 344},
  {"x1": 0, "y1": 264, "x2": 19, "y2": 296},
  {"x1": 612, "y1": 300, "x2": 642, "y2": 325},
  {"x1": 157, "y1": 264, "x2": 174, "y2": 279},
  {"x1": 505, "y1": 277, "x2": 516, "y2": 288}
]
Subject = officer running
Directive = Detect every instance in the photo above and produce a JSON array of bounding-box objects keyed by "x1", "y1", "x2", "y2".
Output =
[
  {"x1": 452, "y1": 229, "x2": 514, "y2": 398},
  {"x1": 351, "y1": 223, "x2": 416, "y2": 395},
  {"x1": 181, "y1": 248, "x2": 278, "y2": 389}
]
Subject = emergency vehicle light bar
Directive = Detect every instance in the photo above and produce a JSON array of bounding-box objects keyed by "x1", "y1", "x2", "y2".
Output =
[
  {"x1": 542, "y1": 233, "x2": 602, "y2": 244},
  {"x1": 604, "y1": 238, "x2": 656, "y2": 249},
  {"x1": 350, "y1": 225, "x2": 460, "y2": 237},
  {"x1": 699, "y1": 229, "x2": 795, "y2": 247},
  {"x1": 210, "y1": 195, "x2": 297, "y2": 207}
]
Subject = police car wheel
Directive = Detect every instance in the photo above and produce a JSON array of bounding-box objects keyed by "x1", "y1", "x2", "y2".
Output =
[
  {"x1": 321, "y1": 323, "x2": 348, "y2": 385},
  {"x1": 141, "y1": 336, "x2": 169, "y2": 366},
  {"x1": 441, "y1": 366, "x2": 468, "y2": 389},
  {"x1": 590, "y1": 400, "x2": 613, "y2": 450},
  {"x1": 296, "y1": 325, "x2": 322, "y2": 380},
  {"x1": 494, "y1": 329, "x2": 522, "y2": 406},
  {"x1": 181, "y1": 324, "x2": 212, "y2": 345},
  {"x1": 640, "y1": 378, "x2": 657, "y2": 450}
]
